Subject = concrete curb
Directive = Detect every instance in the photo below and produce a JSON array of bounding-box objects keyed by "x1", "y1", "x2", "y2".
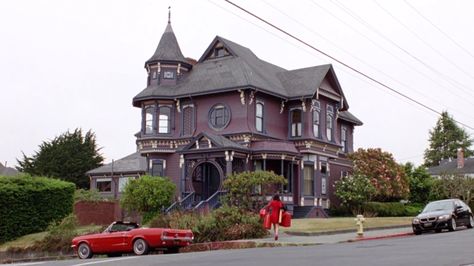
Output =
[
  {"x1": 346, "y1": 232, "x2": 414, "y2": 242},
  {"x1": 284, "y1": 224, "x2": 411, "y2": 236}
]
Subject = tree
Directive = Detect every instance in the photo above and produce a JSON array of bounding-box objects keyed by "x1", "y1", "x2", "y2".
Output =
[
  {"x1": 424, "y1": 111, "x2": 473, "y2": 167},
  {"x1": 16, "y1": 129, "x2": 104, "y2": 189},
  {"x1": 120, "y1": 175, "x2": 176, "y2": 223},
  {"x1": 349, "y1": 148, "x2": 409, "y2": 201},
  {"x1": 334, "y1": 173, "x2": 376, "y2": 215},
  {"x1": 430, "y1": 174, "x2": 474, "y2": 205},
  {"x1": 403, "y1": 163, "x2": 435, "y2": 203},
  {"x1": 222, "y1": 171, "x2": 287, "y2": 212}
]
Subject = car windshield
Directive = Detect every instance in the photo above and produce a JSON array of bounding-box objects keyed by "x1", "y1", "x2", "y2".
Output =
[
  {"x1": 422, "y1": 201, "x2": 453, "y2": 213},
  {"x1": 104, "y1": 223, "x2": 139, "y2": 233}
]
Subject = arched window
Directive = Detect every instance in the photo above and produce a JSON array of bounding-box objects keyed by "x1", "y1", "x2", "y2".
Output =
[
  {"x1": 144, "y1": 105, "x2": 155, "y2": 135},
  {"x1": 326, "y1": 105, "x2": 334, "y2": 142},
  {"x1": 158, "y1": 106, "x2": 171, "y2": 134},
  {"x1": 290, "y1": 109, "x2": 302, "y2": 137},
  {"x1": 256, "y1": 101, "x2": 264, "y2": 133},
  {"x1": 341, "y1": 126, "x2": 348, "y2": 152}
]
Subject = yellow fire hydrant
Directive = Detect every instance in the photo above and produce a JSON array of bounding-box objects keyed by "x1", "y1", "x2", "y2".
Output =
[{"x1": 355, "y1": 214, "x2": 365, "y2": 237}]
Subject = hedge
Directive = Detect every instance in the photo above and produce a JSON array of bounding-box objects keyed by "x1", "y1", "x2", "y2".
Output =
[
  {"x1": 0, "y1": 174, "x2": 75, "y2": 243},
  {"x1": 362, "y1": 202, "x2": 423, "y2": 217}
]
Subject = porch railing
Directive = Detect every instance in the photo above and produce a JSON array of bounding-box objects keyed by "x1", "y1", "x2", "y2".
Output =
[
  {"x1": 194, "y1": 190, "x2": 226, "y2": 212},
  {"x1": 164, "y1": 191, "x2": 195, "y2": 214}
]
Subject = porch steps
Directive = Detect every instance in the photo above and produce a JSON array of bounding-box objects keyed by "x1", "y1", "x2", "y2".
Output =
[{"x1": 292, "y1": 206, "x2": 329, "y2": 219}]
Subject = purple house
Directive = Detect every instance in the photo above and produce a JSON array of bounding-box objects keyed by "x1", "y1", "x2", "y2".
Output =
[{"x1": 89, "y1": 18, "x2": 362, "y2": 218}]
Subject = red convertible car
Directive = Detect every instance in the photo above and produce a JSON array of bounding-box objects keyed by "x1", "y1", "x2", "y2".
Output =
[{"x1": 71, "y1": 221, "x2": 194, "y2": 259}]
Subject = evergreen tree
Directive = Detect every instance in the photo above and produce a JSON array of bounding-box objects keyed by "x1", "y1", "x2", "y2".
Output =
[
  {"x1": 16, "y1": 129, "x2": 104, "y2": 188},
  {"x1": 424, "y1": 111, "x2": 473, "y2": 167}
]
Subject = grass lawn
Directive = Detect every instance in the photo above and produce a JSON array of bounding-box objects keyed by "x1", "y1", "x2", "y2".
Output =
[
  {"x1": 0, "y1": 225, "x2": 102, "y2": 252},
  {"x1": 281, "y1": 217, "x2": 413, "y2": 234}
]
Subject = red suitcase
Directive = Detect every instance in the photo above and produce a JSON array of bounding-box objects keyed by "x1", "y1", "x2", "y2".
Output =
[
  {"x1": 280, "y1": 211, "x2": 292, "y2": 227},
  {"x1": 263, "y1": 213, "x2": 272, "y2": 229}
]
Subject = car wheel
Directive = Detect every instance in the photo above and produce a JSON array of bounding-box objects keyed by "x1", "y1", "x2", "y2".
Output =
[
  {"x1": 77, "y1": 243, "x2": 93, "y2": 259},
  {"x1": 133, "y1": 238, "x2": 149, "y2": 256},
  {"x1": 448, "y1": 218, "x2": 457, "y2": 231},
  {"x1": 467, "y1": 216, "x2": 474, "y2": 229}
]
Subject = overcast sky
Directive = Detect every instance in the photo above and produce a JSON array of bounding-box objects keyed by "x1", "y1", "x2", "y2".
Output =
[{"x1": 1, "y1": 0, "x2": 473, "y2": 168}]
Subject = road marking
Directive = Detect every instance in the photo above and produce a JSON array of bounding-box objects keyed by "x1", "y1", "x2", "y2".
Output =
[{"x1": 71, "y1": 256, "x2": 138, "y2": 266}]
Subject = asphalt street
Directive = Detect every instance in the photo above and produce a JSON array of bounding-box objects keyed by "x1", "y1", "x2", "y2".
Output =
[{"x1": 6, "y1": 228, "x2": 474, "y2": 266}]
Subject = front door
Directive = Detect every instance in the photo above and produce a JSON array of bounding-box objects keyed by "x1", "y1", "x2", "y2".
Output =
[{"x1": 192, "y1": 162, "x2": 221, "y2": 202}]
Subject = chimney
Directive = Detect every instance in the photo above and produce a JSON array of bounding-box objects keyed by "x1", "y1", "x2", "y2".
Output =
[{"x1": 457, "y1": 148, "x2": 464, "y2": 169}]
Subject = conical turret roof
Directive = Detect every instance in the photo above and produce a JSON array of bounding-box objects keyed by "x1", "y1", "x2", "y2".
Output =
[{"x1": 146, "y1": 21, "x2": 187, "y2": 65}]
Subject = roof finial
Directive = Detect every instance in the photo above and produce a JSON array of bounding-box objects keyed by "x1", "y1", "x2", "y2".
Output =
[{"x1": 168, "y1": 6, "x2": 171, "y2": 24}]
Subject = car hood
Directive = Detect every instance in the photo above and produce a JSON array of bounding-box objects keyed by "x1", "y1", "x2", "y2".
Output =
[{"x1": 417, "y1": 210, "x2": 452, "y2": 219}]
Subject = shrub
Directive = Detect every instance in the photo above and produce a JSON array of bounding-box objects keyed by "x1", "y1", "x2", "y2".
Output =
[
  {"x1": 0, "y1": 174, "x2": 75, "y2": 243},
  {"x1": 35, "y1": 214, "x2": 78, "y2": 252},
  {"x1": 120, "y1": 175, "x2": 176, "y2": 224},
  {"x1": 74, "y1": 188, "x2": 106, "y2": 202},
  {"x1": 361, "y1": 202, "x2": 423, "y2": 217},
  {"x1": 148, "y1": 206, "x2": 267, "y2": 243}
]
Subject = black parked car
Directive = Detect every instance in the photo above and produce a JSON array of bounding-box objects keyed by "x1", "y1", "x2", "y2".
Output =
[{"x1": 412, "y1": 199, "x2": 474, "y2": 235}]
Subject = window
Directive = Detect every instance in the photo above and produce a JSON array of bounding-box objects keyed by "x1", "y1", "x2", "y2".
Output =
[
  {"x1": 303, "y1": 165, "x2": 314, "y2": 196},
  {"x1": 321, "y1": 177, "x2": 327, "y2": 195},
  {"x1": 256, "y1": 101, "x2": 264, "y2": 132},
  {"x1": 341, "y1": 126, "x2": 348, "y2": 153},
  {"x1": 182, "y1": 105, "x2": 194, "y2": 136},
  {"x1": 163, "y1": 71, "x2": 174, "y2": 79},
  {"x1": 96, "y1": 178, "x2": 112, "y2": 192},
  {"x1": 312, "y1": 100, "x2": 320, "y2": 138},
  {"x1": 158, "y1": 106, "x2": 171, "y2": 134},
  {"x1": 209, "y1": 104, "x2": 230, "y2": 130},
  {"x1": 326, "y1": 105, "x2": 334, "y2": 141},
  {"x1": 144, "y1": 105, "x2": 155, "y2": 135},
  {"x1": 290, "y1": 109, "x2": 302, "y2": 137},
  {"x1": 150, "y1": 159, "x2": 165, "y2": 177},
  {"x1": 119, "y1": 177, "x2": 132, "y2": 192},
  {"x1": 152, "y1": 70, "x2": 157, "y2": 80},
  {"x1": 214, "y1": 47, "x2": 226, "y2": 57},
  {"x1": 321, "y1": 162, "x2": 328, "y2": 175}
]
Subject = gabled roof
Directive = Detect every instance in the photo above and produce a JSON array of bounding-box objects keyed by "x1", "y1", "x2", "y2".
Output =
[
  {"x1": 145, "y1": 22, "x2": 187, "y2": 66},
  {"x1": 180, "y1": 132, "x2": 248, "y2": 152},
  {"x1": 133, "y1": 36, "x2": 352, "y2": 109},
  {"x1": 87, "y1": 152, "x2": 147, "y2": 175},
  {"x1": 427, "y1": 158, "x2": 474, "y2": 176}
]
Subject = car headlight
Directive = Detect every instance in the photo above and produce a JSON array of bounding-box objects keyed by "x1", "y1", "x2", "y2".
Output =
[
  {"x1": 412, "y1": 218, "x2": 420, "y2": 224},
  {"x1": 438, "y1": 214, "x2": 450, "y2": 220}
]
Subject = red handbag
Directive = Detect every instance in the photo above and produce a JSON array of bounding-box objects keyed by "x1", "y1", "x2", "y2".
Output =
[
  {"x1": 263, "y1": 213, "x2": 272, "y2": 229},
  {"x1": 259, "y1": 208, "x2": 267, "y2": 218},
  {"x1": 279, "y1": 211, "x2": 292, "y2": 227}
]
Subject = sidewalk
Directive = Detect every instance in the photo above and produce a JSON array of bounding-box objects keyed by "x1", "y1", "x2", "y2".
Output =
[
  {"x1": 182, "y1": 226, "x2": 414, "y2": 253},
  {"x1": 252, "y1": 226, "x2": 413, "y2": 245}
]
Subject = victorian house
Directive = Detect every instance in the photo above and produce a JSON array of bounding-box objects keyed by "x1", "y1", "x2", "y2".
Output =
[{"x1": 88, "y1": 17, "x2": 362, "y2": 218}]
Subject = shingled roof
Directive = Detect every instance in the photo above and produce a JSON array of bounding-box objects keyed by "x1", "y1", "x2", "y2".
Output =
[
  {"x1": 427, "y1": 158, "x2": 474, "y2": 176},
  {"x1": 87, "y1": 152, "x2": 147, "y2": 175},
  {"x1": 145, "y1": 22, "x2": 188, "y2": 66},
  {"x1": 133, "y1": 35, "x2": 350, "y2": 112}
]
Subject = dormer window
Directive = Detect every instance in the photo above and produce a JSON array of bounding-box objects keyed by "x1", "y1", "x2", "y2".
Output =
[
  {"x1": 215, "y1": 47, "x2": 226, "y2": 57},
  {"x1": 163, "y1": 70, "x2": 174, "y2": 79},
  {"x1": 152, "y1": 70, "x2": 158, "y2": 80}
]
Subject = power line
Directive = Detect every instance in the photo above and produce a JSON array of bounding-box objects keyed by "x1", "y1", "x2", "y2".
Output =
[
  {"x1": 403, "y1": 0, "x2": 474, "y2": 61},
  {"x1": 330, "y1": 0, "x2": 474, "y2": 98},
  {"x1": 305, "y1": 0, "x2": 474, "y2": 113},
  {"x1": 373, "y1": 0, "x2": 474, "y2": 84},
  {"x1": 223, "y1": 0, "x2": 474, "y2": 131}
]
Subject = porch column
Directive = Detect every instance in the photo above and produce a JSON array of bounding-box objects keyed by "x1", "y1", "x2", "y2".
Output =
[
  {"x1": 179, "y1": 155, "x2": 185, "y2": 199},
  {"x1": 281, "y1": 154, "x2": 285, "y2": 192},
  {"x1": 225, "y1": 151, "x2": 234, "y2": 176},
  {"x1": 262, "y1": 153, "x2": 267, "y2": 171}
]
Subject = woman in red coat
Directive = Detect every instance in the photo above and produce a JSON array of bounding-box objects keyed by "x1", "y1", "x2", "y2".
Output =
[{"x1": 266, "y1": 194, "x2": 285, "y2": 240}]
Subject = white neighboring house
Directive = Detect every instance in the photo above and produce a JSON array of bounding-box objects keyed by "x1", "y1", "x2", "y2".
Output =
[{"x1": 427, "y1": 148, "x2": 474, "y2": 178}]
